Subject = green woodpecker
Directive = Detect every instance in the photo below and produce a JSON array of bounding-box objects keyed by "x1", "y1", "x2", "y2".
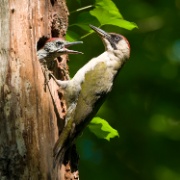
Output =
[{"x1": 51, "y1": 25, "x2": 130, "y2": 166}]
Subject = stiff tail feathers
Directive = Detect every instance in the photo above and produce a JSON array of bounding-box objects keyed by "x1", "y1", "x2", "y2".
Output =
[{"x1": 53, "y1": 140, "x2": 65, "y2": 168}]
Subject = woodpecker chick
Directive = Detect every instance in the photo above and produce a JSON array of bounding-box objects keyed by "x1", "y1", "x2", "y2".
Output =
[
  {"x1": 37, "y1": 38, "x2": 83, "y2": 86},
  {"x1": 52, "y1": 25, "x2": 130, "y2": 166},
  {"x1": 37, "y1": 38, "x2": 83, "y2": 62}
]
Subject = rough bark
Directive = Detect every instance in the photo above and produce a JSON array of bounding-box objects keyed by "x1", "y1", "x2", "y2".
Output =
[{"x1": 0, "y1": 0, "x2": 71, "y2": 179}]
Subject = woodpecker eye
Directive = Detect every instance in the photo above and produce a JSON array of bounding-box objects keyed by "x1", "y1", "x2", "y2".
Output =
[
  {"x1": 114, "y1": 36, "x2": 120, "y2": 42},
  {"x1": 56, "y1": 41, "x2": 63, "y2": 47},
  {"x1": 110, "y1": 34, "x2": 122, "y2": 44}
]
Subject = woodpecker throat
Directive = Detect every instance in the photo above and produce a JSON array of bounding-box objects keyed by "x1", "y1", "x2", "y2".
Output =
[{"x1": 51, "y1": 25, "x2": 130, "y2": 167}]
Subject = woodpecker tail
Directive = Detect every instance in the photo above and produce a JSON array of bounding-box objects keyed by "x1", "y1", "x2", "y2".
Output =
[
  {"x1": 53, "y1": 129, "x2": 70, "y2": 167},
  {"x1": 53, "y1": 101, "x2": 76, "y2": 167},
  {"x1": 53, "y1": 145, "x2": 65, "y2": 168}
]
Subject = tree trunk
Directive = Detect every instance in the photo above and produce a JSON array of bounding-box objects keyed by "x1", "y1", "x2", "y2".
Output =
[{"x1": 0, "y1": 0, "x2": 70, "y2": 179}]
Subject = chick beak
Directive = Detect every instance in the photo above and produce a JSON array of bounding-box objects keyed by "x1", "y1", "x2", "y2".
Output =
[
  {"x1": 62, "y1": 41, "x2": 83, "y2": 54},
  {"x1": 89, "y1": 24, "x2": 111, "y2": 40}
]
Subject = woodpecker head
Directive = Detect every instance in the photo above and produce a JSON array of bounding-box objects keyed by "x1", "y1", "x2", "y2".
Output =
[
  {"x1": 89, "y1": 25, "x2": 130, "y2": 58},
  {"x1": 37, "y1": 38, "x2": 83, "y2": 61},
  {"x1": 43, "y1": 38, "x2": 83, "y2": 55}
]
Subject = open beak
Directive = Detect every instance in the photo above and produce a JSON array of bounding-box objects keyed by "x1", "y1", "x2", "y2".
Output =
[
  {"x1": 62, "y1": 41, "x2": 83, "y2": 54},
  {"x1": 89, "y1": 24, "x2": 111, "y2": 39}
]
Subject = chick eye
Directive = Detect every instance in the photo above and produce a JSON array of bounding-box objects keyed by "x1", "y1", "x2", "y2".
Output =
[{"x1": 56, "y1": 41, "x2": 62, "y2": 46}]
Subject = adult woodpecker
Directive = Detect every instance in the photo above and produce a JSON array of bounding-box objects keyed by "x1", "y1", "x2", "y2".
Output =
[{"x1": 51, "y1": 25, "x2": 130, "y2": 166}]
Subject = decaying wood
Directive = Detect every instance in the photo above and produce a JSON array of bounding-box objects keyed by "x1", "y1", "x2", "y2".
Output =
[{"x1": 0, "y1": 0, "x2": 79, "y2": 179}]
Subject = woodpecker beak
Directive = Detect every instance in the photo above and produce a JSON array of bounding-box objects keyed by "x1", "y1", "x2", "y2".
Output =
[
  {"x1": 89, "y1": 25, "x2": 111, "y2": 39},
  {"x1": 62, "y1": 41, "x2": 83, "y2": 54},
  {"x1": 64, "y1": 41, "x2": 83, "y2": 47}
]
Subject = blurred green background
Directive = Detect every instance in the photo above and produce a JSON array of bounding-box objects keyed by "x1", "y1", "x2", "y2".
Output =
[{"x1": 66, "y1": 0, "x2": 180, "y2": 179}]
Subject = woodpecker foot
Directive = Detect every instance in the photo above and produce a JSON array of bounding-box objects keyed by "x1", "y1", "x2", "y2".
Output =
[{"x1": 49, "y1": 73, "x2": 69, "y2": 89}]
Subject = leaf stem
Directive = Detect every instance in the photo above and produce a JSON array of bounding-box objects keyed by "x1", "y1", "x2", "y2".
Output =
[
  {"x1": 80, "y1": 25, "x2": 102, "y2": 39},
  {"x1": 80, "y1": 32, "x2": 94, "y2": 39},
  {"x1": 70, "y1": 5, "x2": 94, "y2": 14}
]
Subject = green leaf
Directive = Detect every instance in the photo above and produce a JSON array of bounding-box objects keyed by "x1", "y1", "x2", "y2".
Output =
[
  {"x1": 88, "y1": 117, "x2": 120, "y2": 141},
  {"x1": 72, "y1": 12, "x2": 99, "y2": 32},
  {"x1": 94, "y1": 0, "x2": 123, "y2": 18},
  {"x1": 90, "y1": 8, "x2": 137, "y2": 30},
  {"x1": 66, "y1": 30, "x2": 81, "y2": 41},
  {"x1": 90, "y1": 0, "x2": 138, "y2": 30},
  {"x1": 69, "y1": 0, "x2": 138, "y2": 39},
  {"x1": 103, "y1": 18, "x2": 138, "y2": 30}
]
